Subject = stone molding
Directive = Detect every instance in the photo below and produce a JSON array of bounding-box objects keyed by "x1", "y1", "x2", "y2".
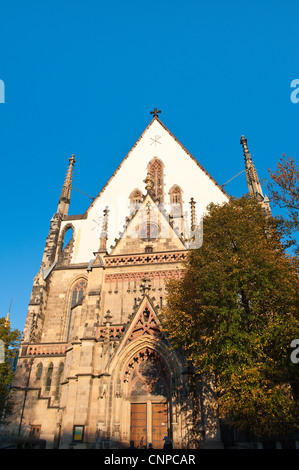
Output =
[
  {"x1": 104, "y1": 269, "x2": 184, "y2": 283},
  {"x1": 22, "y1": 343, "x2": 68, "y2": 357},
  {"x1": 105, "y1": 250, "x2": 187, "y2": 267}
]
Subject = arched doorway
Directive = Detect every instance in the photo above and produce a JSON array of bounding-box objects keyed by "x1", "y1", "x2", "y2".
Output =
[{"x1": 124, "y1": 348, "x2": 171, "y2": 449}]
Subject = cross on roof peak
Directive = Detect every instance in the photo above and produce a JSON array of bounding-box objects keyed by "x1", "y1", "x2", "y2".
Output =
[{"x1": 150, "y1": 108, "x2": 161, "y2": 118}]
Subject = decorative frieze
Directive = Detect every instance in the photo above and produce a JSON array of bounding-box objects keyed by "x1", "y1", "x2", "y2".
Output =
[
  {"x1": 104, "y1": 269, "x2": 184, "y2": 283},
  {"x1": 24, "y1": 343, "x2": 68, "y2": 357},
  {"x1": 105, "y1": 251, "x2": 187, "y2": 267},
  {"x1": 97, "y1": 326, "x2": 125, "y2": 341}
]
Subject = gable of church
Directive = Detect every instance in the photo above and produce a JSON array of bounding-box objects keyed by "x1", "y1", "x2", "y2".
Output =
[
  {"x1": 61, "y1": 116, "x2": 229, "y2": 265},
  {"x1": 110, "y1": 192, "x2": 186, "y2": 256}
]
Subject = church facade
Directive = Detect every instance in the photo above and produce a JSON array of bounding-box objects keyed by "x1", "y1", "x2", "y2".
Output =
[{"x1": 8, "y1": 112, "x2": 269, "y2": 449}]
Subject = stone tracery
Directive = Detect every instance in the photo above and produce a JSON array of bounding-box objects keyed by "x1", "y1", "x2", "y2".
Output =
[
  {"x1": 124, "y1": 348, "x2": 170, "y2": 398},
  {"x1": 147, "y1": 157, "x2": 164, "y2": 202}
]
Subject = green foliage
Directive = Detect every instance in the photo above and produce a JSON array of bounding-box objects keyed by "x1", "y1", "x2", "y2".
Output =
[
  {"x1": 266, "y1": 155, "x2": 299, "y2": 253},
  {"x1": 163, "y1": 195, "x2": 299, "y2": 439},
  {"x1": 0, "y1": 318, "x2": 21, "y2": 423}
]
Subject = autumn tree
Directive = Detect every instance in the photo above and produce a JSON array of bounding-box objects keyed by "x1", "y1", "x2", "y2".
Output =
[
  {"x1": 0, "y1": 317, "x2": 21, "y2": 424},
  {"x1": 163, "y1": 196, "x2": 299, "y2": 439},
  {"x1": 266, "y1": 154, "x2": 299, "y2": 253}
]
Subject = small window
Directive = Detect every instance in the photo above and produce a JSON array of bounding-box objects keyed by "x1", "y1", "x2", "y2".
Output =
[
  {"x1": 169, "y1": 185, "x2": 183, "y2": 217},
  {"x1": 130, "y1": 189, "x2": 142, "y2": 211},
  {"x1": 73, "y1": 425, "x2": 84, "y2": 442},
  {"x1": 145, "y1": 245, "x2": 153, "y2": 253},
  {"x1": 30, "y1": 425, "x2": 41, "y2": 439}
]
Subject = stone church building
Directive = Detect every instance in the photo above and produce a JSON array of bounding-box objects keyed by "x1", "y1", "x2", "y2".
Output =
[{"x1": 8, "y1": 111, "x2": 269, "y2": 449}]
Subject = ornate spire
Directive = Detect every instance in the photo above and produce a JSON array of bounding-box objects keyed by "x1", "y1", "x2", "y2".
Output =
[
  {"x1": 240, "y1": 136, "x2": 264, "y2": 201},
  {"x1": 57, "y1": 154, "x2": 76, "y2": 216},
  {"x1": 240, "y1": 136, "x2": 271, "y2": 215}
]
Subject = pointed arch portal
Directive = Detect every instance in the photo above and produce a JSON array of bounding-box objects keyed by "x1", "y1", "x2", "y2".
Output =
[{"x1": 124, "y1": 347, "x2": 171, "y2": 449}]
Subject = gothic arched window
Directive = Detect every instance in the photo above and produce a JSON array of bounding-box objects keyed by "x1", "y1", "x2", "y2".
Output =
[
  {"x1": 129, "y1": 189, "x2": 142, "y2": 211},
  {"x1": 57, "y1": 223, "x2": 75, "y2": 265},
  {"x1": 55, "y1": 362, "x2": 64, "y2": 400},
  {"x1": 71, "y1": 279, "x2": 87, "y2": 308},
  {"x1": 62, "y1": 227, "x2": 73, "y2": 250},
  {"x1": 66, "y1": 279, "x2": 87, "y2": 341},
  {"x1": 124, "y1": 348, "x2": 170, "y2": 398},
  {"x1": 45, "y1": 362, "x2": 53, "y2": 392},
  {"x1": 36, "y1": 363, "x2": 43, "y2": 381},
  {"x1": 147, "y1": 158, "x2": 164, "y2": 203},
  {"x1": 169, "y1": 185, "x2": 183, "y2": 217}
]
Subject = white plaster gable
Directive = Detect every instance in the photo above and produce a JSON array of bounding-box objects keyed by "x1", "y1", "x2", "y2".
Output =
[{"x1": 64, "y1": 117, "x2": 229, "y2": 264}]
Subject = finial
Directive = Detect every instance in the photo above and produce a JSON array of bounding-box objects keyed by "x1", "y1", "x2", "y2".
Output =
[
  {"x1": 4, "y1": 298, "x2": 12, "y2": 327},
  {"x1": 104, "y1": 310, "x2": 113, "y2": 326},
  {"x1": 144, "y1": 173, "x2": 154, "y2": 194},
  {"x1": 240, "y1": 135, "x2": 247, "y2": 147},
  {"x1": 150, "y1": 108, "x2": 161, "y2": 118},
  {"x1": 139, "y1": 275, "x2": 152, "y2": 297},
  {"x1": 240, "y1": 136, "x2": 251, "y2": 160},
  {"x1": 99, "y1": 206, "x2": 109, "y2": 252},
  {"x1": 4, "y1": 312, "x2": 10, "y2": 328}
]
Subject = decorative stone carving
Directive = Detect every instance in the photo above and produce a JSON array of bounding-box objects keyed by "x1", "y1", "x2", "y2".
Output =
[
  {"x1": 124, "y1": 348, "x2": 170, "y2": 398},
  {"x1": 125, "y1": 306, "x2": 164, "y2": 346}
]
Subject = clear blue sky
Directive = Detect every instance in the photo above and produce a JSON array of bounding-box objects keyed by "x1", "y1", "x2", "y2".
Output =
[{"x1": 0, "y1": 0, "x2": 298, "y2": 332}]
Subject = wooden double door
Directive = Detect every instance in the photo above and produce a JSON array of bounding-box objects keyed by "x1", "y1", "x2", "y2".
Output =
[{"x1": 131, "y1": 402, "x2": 168, "y2": 449}]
